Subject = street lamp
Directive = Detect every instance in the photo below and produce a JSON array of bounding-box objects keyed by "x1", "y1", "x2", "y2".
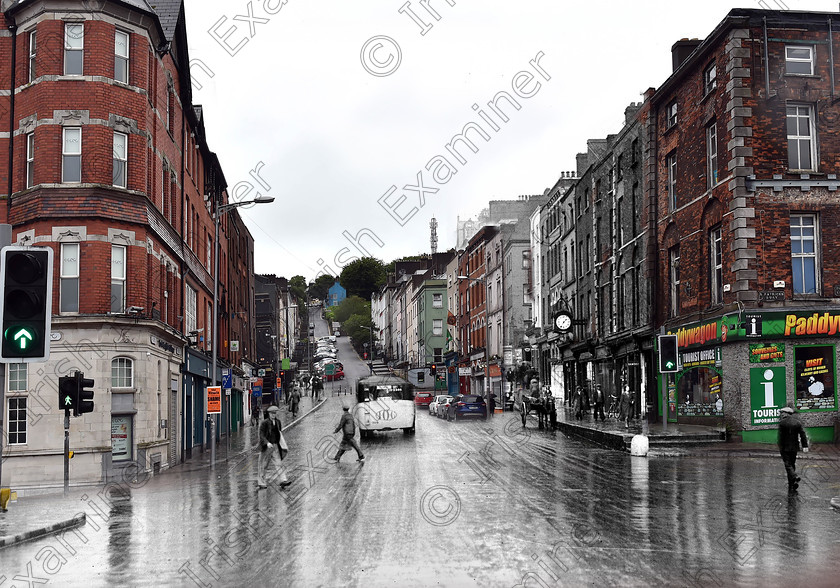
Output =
[
  {"x1": 457, "y1": 275, "x2": 489, "y2": 401},
  {"x1": 361, "y1": 325, "x2": 374, "y2": 374},
  {"x1": 210, "y1": 194, "x2": 274, "y2": 468}
]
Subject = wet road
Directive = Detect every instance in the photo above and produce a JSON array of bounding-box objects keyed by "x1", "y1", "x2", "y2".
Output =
[{"x1": 2, "y1": 331, "x2": 839, "y2": 586}]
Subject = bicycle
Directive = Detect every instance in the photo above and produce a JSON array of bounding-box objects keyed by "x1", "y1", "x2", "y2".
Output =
[{"x1": 605, "y1": 394, "x2": 620, "y2": 419}]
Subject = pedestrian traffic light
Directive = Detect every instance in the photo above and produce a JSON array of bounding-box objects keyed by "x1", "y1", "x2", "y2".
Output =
[
  {"x1": 0, "y1": 246, "x2": 53, "y2": 362},
  {"x1": 658, "y1": 334, "x2": 679, "y2": 373},
  {"x1": 75, "y1": 372, "x2": 95, "y2": 416},
  {"x1": 58, "y1": 375, "x2": 77, "y2": 413}
]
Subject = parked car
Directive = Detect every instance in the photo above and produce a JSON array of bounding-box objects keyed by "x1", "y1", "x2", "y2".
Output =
[
  {"x1": 446, "y1": 394, "x2": 487, "y2": 421},
  {"x1": 414, "y1": 391, "x2": 434, "y2": 409},
  {"x1": 429, "y1": 395, "x2": 452, "y2": 417},
  {"x1": 325, "y1": 369, "x2": 345, "y2": 381}
]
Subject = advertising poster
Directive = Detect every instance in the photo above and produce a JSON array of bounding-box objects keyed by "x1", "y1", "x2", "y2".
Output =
[
  {"x1": 794, "y1": 345, "x2": 837, "y2": 411},
  {"x1": 749, "y1": 367, "x2": 786, "y2": 425},
  {"x1": 111, "y1": 415, "x2": 132, "y2": 462},
  {"x1": 748, "y1": 342, "x2": 785, "y2": 363}
]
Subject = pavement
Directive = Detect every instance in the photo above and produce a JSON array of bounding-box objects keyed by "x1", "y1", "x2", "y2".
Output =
[{"x1": 0, "y1": 394, "x2": 328, "y2": 550}]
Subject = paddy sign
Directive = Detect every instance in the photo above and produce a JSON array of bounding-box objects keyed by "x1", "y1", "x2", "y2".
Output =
[{"x1": 749, "y1": 367, "x2": 786, "y2": 425}]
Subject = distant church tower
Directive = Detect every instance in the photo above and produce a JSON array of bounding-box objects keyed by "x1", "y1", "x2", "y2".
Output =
[{"x1": 430, "y1": 217, "x2": 438, "y2": 255}]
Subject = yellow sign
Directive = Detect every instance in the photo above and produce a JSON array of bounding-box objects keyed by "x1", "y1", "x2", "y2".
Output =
[{"x1": 207, "y1": 386, "x2": 222, "y2": 414}]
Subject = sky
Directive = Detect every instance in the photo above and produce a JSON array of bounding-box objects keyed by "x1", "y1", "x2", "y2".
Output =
[{"x1": 183, "y1": 0, "x2": 839, "y2": 283}]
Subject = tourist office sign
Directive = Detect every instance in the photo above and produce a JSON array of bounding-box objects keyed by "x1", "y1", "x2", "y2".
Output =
[{"x1": 749, "y1": 367, "x2": 787, "y2": 426}]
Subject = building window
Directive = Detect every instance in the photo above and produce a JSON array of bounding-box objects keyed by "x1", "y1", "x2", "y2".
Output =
[
  {"x1": 669, "y1": 246, "x2": 680, "y2": 317},
  {"x1": 667, "y1": 152, "x2": 677, "y2": 210},
  {"x1": 113, "y1": 132, "x2": 127, "y2": 188},
  {"x1": 7, "y1": 396, "x2": 27, "y2": 445},
  {"x1": 115, "y1": 30, "x2": 129, "y2": 83},
  {"x1": 111, "y1": 357, "x2": 134, "y2": 388},
  {"x1": 432, "y1": 293, "x2": 442, "y2": 308},
  {"x1": 786, "y1": 104, "x2": 816, "y2": 171},
  {"x1": 111, "y1": 244, "x2": 126, "y2": 314},
  {"x1": 60, "y1": 243, "x2": 80, "y2": 313},
  {"x1": 433, "y1": 347, "x2": 442, "y2": 363},
  {"x1": 26, "y1": 133, "x2": 35, "y2": 188},
  {"x1": 185, "y1": 285, "x2": 197, "y2": 334},
  {"x1": 710, "y1": 226, "x2": 723, "y2": 305},
  {"x1": 631, "y1": 183, "x2": 638, "y2": 237},
  {"x1": 706, "y1": 122, "x2": 718, "y2": 187},
  {"x1": 703, "y1": 63, "x2": 716, "y2": 94},
  {"x1": 64, "y1": 23, "x2": 83, "y2": 76},
  {"x1": 785, "y1": 45, "x2": 814, "y2": 75},
  {"x1": 791, "y1": 214, "x2": 817, "y2": 295},
  {"x1": 432, "y1": 319, "x2": 443, "y2": 336},
  {"x1": 9, "y1": 363, "x2": 27, "y2": 393},
  {"x1": 666, "y1": 101, "x2": 678, "y2": 128},
  {"x1": 62, "y1": 127, "x2": 81, "y2": 183},
  {"x1": 28, "y1": 30, "x2": 37, "y2": 82}
]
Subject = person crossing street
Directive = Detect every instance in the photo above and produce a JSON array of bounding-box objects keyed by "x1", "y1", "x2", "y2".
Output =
[
  {"x1": 257, "y1": 406, "x2": 291, "y2": 489},
  {"x1": 333, "y1": 405, "x2": 365, "y2": 463}
]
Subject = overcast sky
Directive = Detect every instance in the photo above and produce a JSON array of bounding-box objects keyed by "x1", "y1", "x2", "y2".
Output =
[{"x1": 183, "y1": 0, "x2": 839, "y2": 283}]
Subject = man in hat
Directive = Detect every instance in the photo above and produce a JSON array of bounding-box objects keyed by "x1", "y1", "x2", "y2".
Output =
[
  {"x1": 333, "y1": 405, "x2": 364, "y2": 463},
  {"x1": 257, "y1": 405, "x2": 291, "y2": 489},
  {"x1": 778, "y1": 402, "x2": 809, "y2": 491}
]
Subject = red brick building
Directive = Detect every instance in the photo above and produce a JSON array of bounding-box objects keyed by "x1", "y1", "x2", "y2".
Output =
[
  {"x1": 0, "y1": 0, "x2": 261, "y2": 488},
  {"x1": 458, "y1": 225, "x2": 495, "y2": 395},
  {"x1": 647, "y1": 8, "x2": 840, "y2": 441}
]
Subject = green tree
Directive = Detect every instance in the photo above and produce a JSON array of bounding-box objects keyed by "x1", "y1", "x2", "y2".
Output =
[
  {"x1": 339, "y1": 257, "x2": 386, "y2": 300},
  {"x1": 308, "y1": 274, "x2": 337, "y2": 302},
  {"x1": 289, "y1": 275, "x2": 306, "y2": 303},
  {"x1": 333, "y1": 296, "x2": 370, "y2": 324},
  {"x1": 344, "y1": 314, "x2": 375, "y2": 352}
]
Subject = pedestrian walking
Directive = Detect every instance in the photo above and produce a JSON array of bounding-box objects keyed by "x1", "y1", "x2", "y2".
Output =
[
  {"x1": 290, "y1": 386, "x2": 301, "y2": 417},
  {"x1": 573, "y1": 386, "x2": 583, "y2": 420},
  {"x1": 333, "y1": 405, "x2": 365, "y2": 463},
  {"x1": 593, "y1": 384, "x2": 606, "y2": 422},
  {"x1": 618, "y1": 384, "x2": 634, "y2": 429},
  {"x1": 547, "y1": 395, "x2": 557, "y2": 430},
  {"x1": 488, "y1": 392, "x2": 496, "y2": 417},
  {"x1": 778, "y1": 402, "x2": 809, "y2": 491},
  {"x1": 257, "y1": 406, "x2": 291, "y2": 489}
]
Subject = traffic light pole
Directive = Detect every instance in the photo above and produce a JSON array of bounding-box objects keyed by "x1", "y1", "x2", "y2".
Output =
[
  {"x1": 64, "y1": 409, "x2": 70, "y2": 496},
  {"x1": 0, "y1": 224, "x2": 11, "y2": 495}
]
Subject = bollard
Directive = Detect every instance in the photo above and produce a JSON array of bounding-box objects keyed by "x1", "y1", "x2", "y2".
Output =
[{"x1": 630, "y1": 435, "x2": 649, "y2": 457}]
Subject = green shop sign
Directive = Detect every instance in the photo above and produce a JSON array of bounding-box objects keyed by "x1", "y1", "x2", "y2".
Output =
[
  {"x1": 668, "y1": 310, "x2": 840, "y2": 350},
  {"x1": 749, "y1": 366, "x2": 786, "y2": 426}
]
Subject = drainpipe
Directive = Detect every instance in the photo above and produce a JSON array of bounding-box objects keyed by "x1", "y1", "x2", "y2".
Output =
[
  {"x1": 763, "y1": 17, "x2": 770, "y2": 97},
  {"x1": 829, "y1": 18, "x2": 835, "y2": 98},
  {"x1": 6, "y1": 17, "x2": 17, "y2": 218}
]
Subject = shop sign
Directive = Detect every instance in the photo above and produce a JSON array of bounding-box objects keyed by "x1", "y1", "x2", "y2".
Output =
[
  {"x1": 749, "y1": 367, "x2": 786, "y2": 425},
  {"x1": 679, "y1": 347, "x2": 718, "y2": 369},
  {"x1": 794, "y1": 345, "x2": 837, "y2": 412},
  {"x1": 458, "y1": 367, "x2": 471, "y2": 376},
  {"x1": 111, "y1": 415, "x2": 132, "y2": 462},
  {"x1": 749, "y1": 342, "x2": 785, "y2": 363}
]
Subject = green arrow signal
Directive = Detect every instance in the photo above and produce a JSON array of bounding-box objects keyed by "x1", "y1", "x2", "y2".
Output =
[
  {"x1": 665, "y1": 361, "x2": 675, "y2": 369},
  {"x1": 13, "y1": 328, "x2": 34, "y2": 350}
]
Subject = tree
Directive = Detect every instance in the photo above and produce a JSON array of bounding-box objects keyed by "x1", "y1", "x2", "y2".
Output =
[
  {"x1": 344, "y1": 314, "x2": 375, "y2": 352},
  {"x1": 339, "y1": 257, "x2": 386, "y2": 300},
  {"x1": 308, "y1": 274, "x2": 336, "y2": 302},
  {"x1": 333, "y1": 296, "x2": 370, "y2": 324},
  {"x1": 289, "y1": 275, "x2": 307, "y2": 303}
]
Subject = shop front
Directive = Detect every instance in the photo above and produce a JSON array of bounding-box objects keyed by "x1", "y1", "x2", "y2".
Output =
[{"x1": 660, "y1": 311, "x2": 840, "y2": 442}]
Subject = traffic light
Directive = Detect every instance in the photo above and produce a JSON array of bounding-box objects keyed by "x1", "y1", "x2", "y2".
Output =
[
  {"x1": 429, "y1": 364, "x2": 436, "y2": 376},
  {"x1": 58, "y1": 376, "x2": 78, "y2": 413},
  {"x1": 0, "y1": 246, "x2": 53, "y2": 362},
  {"x1": 75, "y1": 372, "x2": 95, "y2": 416},
  {"x1": 658, "y1": 334, "x2": 679, "y2": 373}
]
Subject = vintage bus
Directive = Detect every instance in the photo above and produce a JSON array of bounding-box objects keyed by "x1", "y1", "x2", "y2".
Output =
[{"x1": 353, "y1": 375, "x2": 416, "y2": 437}]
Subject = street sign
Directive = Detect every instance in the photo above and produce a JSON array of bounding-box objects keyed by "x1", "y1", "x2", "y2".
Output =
[
  {"x1": 325, "y1": 363, "x2": 335, "y2": 375},
  {"x1": 207, "y1": 386, "x2": 222, "y2": 414},
  {"x1": 258, "y1": 368, "x2": 266, "y2": 377},
  {"x1": 253, "y1": 377, "x2": 263, "y2": 397},
  {"x1": 276, "y1": 377, "x2": 282, "y2": 389},
  {"x1": 222, "y1": 369, "x2": 232, "y2": 389},
  {"x1": 281, "y1": 357, "x2": 291, "y2": 370}
]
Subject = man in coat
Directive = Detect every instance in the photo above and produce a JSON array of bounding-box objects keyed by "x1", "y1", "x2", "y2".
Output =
[
  {"x1": 333, "y1": 405, "x2": 365, "y2": 463},
  {"x1": 778, "y1": 403, "x2": 809, "y2": 491},
  {"x1": 257, "y1": 405, "x2": 291, "y2": 489},
  {"x1": 618, "y1": 384, "x2": 634, "y2": 429},
  {"x1": 592, "y1": 384, "x2": 606, "y2": 422}
]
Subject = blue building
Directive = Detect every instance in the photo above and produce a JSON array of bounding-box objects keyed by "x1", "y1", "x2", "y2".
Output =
[{"x1": 327, "y1": 281, "x2": 347, "y2": 307}]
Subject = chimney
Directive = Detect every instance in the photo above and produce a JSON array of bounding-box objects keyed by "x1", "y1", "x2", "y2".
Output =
[{"x1": 672, "y1": 38, "x2": 703, "y2": 71}]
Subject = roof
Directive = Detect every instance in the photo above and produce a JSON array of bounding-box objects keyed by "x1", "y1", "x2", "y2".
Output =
[
  {"x1": 148, "y1": 0, "x2": 182, "y2": 40},
  {"x1": 356, "y1": 375, "x2": 411, "y2": 387}
]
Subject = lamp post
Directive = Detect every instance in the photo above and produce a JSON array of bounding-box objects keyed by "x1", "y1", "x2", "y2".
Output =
[
  {"x1": 361, "y1": 325, "x2": 374, "y2": 374},
  {"x1": 210, "y1": 194, "x2": 274, "y2": 468},
  {"x1": 457, "y1": 275, "x2": 488, "y2": 398}
]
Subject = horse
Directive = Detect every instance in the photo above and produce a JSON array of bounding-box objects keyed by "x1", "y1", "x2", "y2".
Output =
[{"x1": 519, "y1": 389, "x2": 553, "y2": 429}]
